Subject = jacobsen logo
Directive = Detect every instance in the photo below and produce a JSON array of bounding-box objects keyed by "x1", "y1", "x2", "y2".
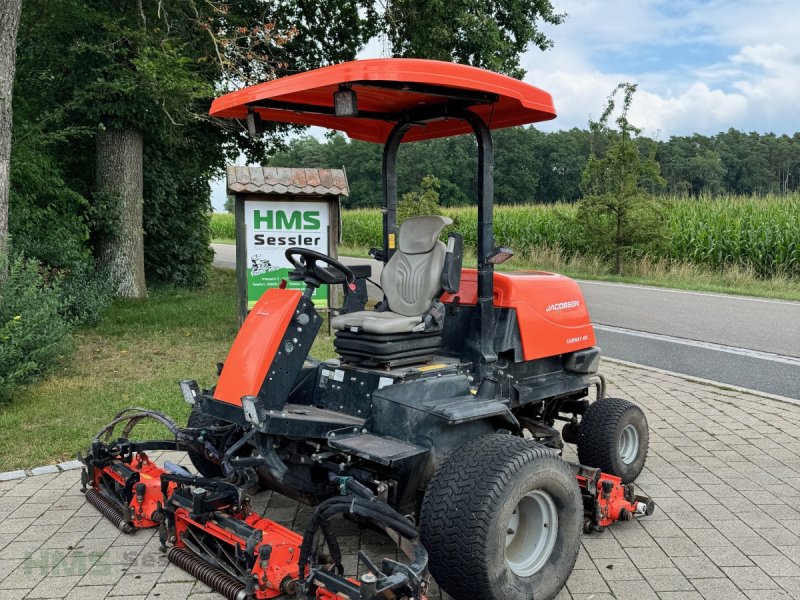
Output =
[
  {"x1": 253, "y1": 210, "x2": 320, "y2": 230},
  {"x1": 546, "y1": 300, "x2": 580, "y2": 312}
]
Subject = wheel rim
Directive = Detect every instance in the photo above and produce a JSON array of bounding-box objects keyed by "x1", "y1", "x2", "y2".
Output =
[
  {"x1": 618, "y1": 424, "x2": 639, "y2": 465},
  {"x1": 505, "y1": 490, "x2": 559, "y2": 577}
]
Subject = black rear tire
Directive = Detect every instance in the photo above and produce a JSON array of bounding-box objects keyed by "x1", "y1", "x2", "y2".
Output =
[
  {"x1": 186, "y1": 409, "x2": 225, "y2": 478},
  {"x1": 420, "y1": 434, "x2": 582, "y2": 600},
  {"x1": 577, "y1": 397, "x2": 648, "y2": 483}
]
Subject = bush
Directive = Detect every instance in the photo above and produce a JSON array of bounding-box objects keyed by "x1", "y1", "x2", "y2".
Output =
[
  {"x1": 9, "y1": 135, "x2": 93, "y2": 269},
  {"x1": 59, "y1": 263, "x2": 113, "y2": 325},
  {"x1": 0, "y1": 257, "x2": 71, "y2": 402},
  {"x1": 143, "y1": 148, "x2": 214, "y2": 288}
]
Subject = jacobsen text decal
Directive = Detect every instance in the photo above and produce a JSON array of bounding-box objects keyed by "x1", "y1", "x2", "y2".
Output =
[{"x1": 546, "y1": 300, "x2": 580, "y2": 312}]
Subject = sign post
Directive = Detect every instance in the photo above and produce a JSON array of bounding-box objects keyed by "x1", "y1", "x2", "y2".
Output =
[{"x1": 227, "y1": 166, "x2": 348, "y2": 325}]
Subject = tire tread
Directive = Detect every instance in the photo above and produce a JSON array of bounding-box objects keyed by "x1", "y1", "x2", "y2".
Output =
[{"x1": 420, "y1": 434, "x2": 580, "y2": 600}]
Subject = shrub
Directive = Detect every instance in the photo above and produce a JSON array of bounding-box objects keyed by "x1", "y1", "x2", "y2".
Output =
[
  {"x1": 0, "y1": 257, "x2": 71, "y2": 402},
  {"x1": 59, "y1": 263, "x2": 113, "y2": 325},
  {"x1": 9, "y1": 135, "x2": 92, "y2": 269}
]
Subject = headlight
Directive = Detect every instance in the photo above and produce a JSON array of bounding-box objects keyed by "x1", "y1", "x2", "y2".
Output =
[
  {"x1": 242, "y1": 395, "x2": 262, "y2": 425},
  {"x1": 179, "y1": 380, "x2": 200, "y2": 405}
]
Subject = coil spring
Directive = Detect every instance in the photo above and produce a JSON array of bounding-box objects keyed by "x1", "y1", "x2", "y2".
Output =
[
  {"x1": 167, "y1": 547, "x2": 247, "y2": 600},
  {"x1": 85, "y1": 489, "x2": 134, "y2": 534}
]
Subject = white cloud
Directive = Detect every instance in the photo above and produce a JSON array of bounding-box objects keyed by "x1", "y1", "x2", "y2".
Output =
[{"x1": 521, "y1": 1, "x2": 800, "y2": 136}]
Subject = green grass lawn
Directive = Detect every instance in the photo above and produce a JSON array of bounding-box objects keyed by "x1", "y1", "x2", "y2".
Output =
[{"x1": 0, "y1": 268, "x2": 335, "y2": 471}]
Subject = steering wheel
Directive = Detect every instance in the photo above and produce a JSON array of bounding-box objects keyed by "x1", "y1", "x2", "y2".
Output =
[{"x1": 285, "y1": 248, "x2": 356, "y2": 290}]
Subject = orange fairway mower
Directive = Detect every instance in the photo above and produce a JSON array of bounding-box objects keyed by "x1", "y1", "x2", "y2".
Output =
[{"x1": 81, "y1": 58, "x2": 654, "y2": 600}]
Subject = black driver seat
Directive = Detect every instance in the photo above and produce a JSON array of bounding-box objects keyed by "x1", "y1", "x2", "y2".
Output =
[{"x1": 332, "y1": 215, "x2": 462, "y2": 367}]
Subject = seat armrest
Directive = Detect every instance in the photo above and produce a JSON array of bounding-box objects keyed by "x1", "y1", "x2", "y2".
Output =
[
  {"x1": 440, "y1": 233, "x2": 463, "y2": 294},
  {"x1": 349, "y1": 264, "x2": 372, "y2": 279}
]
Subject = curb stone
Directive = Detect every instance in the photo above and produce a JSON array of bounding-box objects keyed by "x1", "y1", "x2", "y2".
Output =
[{"x1": 0, "y1": 460, "x2": 82, "y2": 483}]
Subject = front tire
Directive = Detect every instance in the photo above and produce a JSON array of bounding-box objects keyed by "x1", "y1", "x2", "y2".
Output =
[
  {"x1": 420, "y1": 434, "x2": 582, "y2": 600},
  {"x1": 577, "y1": 397, "x2": 649, "y2": 483},
  {"x1": 186, "y1": 409, "x2": 225, "y2": 478}
]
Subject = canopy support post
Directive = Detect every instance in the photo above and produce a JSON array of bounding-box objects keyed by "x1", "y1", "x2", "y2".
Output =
[
  {"x1": 458, "y1": 111, "x2": 497, "y2": 384},
  {"x1": 382, "y1": 119, "x2": 412, "y2": 261}
]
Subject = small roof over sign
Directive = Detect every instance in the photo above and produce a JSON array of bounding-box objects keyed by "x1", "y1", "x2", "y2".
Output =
[{"x1": 226, "y1": 166, "x2": 349, "y2": 197}]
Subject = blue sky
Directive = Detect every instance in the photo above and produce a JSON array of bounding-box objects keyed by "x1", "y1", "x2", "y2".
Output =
[{"x1": 211, "y1": 0, "x2": 799, "y2": 210}]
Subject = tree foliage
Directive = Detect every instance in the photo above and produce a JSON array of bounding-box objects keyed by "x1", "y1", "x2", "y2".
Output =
[
  {"x1": 266, "y1": 126, "x2": 800, "y2": 211},
  {"x1": 385, "y1": 0, "x2": 564, "y2": 78},
  {"x1": 578, "y1": 83, "x2": 666, "y2": 274},
  {"x1": 9, "y1": 0, "x2": 380, "y2": 288},
  {"x1": 398, "y1": 175, "x2": 443, "y2": 223}
]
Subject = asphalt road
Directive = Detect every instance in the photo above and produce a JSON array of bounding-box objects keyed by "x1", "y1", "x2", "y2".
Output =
[{"x1": 212, "y1": 243, "x2": 800, "y2": 399}]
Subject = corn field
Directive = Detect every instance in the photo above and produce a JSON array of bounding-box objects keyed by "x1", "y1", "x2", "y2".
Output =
[{"x1": 211, "y1": 194, "x2": 800, "y2": 277}]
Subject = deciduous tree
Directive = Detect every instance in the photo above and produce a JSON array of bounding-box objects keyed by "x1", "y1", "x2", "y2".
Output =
[
  {"x1": 385, "y1": 0, "x2": 565, "y2": 77},
  {"x1": 0, "y1": 0, "x2": 22, "y2": 263},
  {"x1": 578, "y1": 83, "x2": 666, "y2": 275}
]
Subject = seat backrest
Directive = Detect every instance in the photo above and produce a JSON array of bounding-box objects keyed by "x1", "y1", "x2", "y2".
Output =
[{"x1": 381, "y1": 215, "x2": 452, "y2": 317}]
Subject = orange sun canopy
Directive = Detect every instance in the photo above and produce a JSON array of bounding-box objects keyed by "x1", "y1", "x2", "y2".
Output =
[{"x1": 210, "y1": 58, "x2": 556, "y2": 144}]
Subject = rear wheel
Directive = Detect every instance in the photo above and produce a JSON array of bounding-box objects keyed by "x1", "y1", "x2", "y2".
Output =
[
  {"x1": 420, "y1": 434, "x2": 582, "y2": 600},
  {"x1": 577, "y1": 397, "x2": 648, "y2": 483}
]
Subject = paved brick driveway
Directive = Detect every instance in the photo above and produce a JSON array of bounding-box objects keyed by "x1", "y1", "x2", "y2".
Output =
[{"x1": 1, "y1": 361, "x2": 799, "y2": 600}]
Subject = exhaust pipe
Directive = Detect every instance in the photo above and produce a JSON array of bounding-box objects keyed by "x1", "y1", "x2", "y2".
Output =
[
  {"x1": 167, "y1": 547, "x2": 247, "y2": 600},
  {"x1": 85, "y1": 489, "x2": 134, "y2": 534}
]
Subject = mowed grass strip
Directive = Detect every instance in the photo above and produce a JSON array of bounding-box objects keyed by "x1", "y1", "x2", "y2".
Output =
[{"x1": 0, "y1": 268, "x2": 336, "y2": 471}]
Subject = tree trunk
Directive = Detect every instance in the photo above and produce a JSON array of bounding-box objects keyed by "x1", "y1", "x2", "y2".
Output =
[
  {"x1": 0, "y1": 0, "x2": 23, "y2": 262},
  {"x1": 96, "y1": 127, "x2": 147, "y2": 298},
  {"x1": 615, "y1": 213, "x2": 624, "y2": 275}
]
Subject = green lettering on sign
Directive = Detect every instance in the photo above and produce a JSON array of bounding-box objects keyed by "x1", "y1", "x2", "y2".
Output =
[
  {"x1": 253, "y1": 210, "x2": 322, "y2": 230},
  {"x1": 253, "y1": 209, "x2": 272, "y2": 229},
  {"x1": 303, "y1": 211, "x2": 320, "y2": 229},
  {"x1": 276, "y1": 211, "x2": 302, "y2": 230}
]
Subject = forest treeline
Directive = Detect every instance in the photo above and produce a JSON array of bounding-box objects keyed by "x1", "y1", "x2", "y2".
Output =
[{"x1": 266, "y1": 128, "x2": 800, "y2": 208}]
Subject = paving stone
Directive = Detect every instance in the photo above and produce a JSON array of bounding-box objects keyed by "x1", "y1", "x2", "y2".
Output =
[
  {"x1": 109, "y1": 573, "x2": 157, "y2": 596},
  {"x1": 773, "y1": 577, "x2": 800, "y2": 595},
  {"x1": 750, "y1": 555, "x2": 800, "y2": 578},
  {"x1": 624, "y1": 545, "x2": 673, "y2": 569},
  {"x1": 691, "y1": 577, "x2": 749, "y2": 599},
  {"x1": 722, "y1": 566, "x2": 780, "y2": 590},
  {"x1": 671, "y1": 555, "x2": 726, "y2": 579},
  {"x1": 77, "y1": 562, "x2": 127, "y2": 587},
  {"x1": 64, "y1": 585, "x2": 113, "y2": 600},
  {"x1": 593, "y1": 556, "x2": 643, "y2": 581},
  {"x1": 640, "y1": 565, "x2": 696, "y2": 592},
  {"x1": 0, "y1": 588, "x2": 31, "y2": 600},
  {"x1": 566, "y1": 569, "x2": 610, "y2": 594},
  {"x1": 146, "y1": 582, "x2": 194, "y2": 599},
  {"x1": 26, "y1": 575, "x2": 83, "y2": 598},
  {"x1": 702, "y1": 545, "x2": 756, "y2": 567},
  {"x1": 743, "y1": 591, "x2": 792, "y2": 600},
  {"x1": 607, "y1": 579, "x2": 659, "y2": 600}
]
